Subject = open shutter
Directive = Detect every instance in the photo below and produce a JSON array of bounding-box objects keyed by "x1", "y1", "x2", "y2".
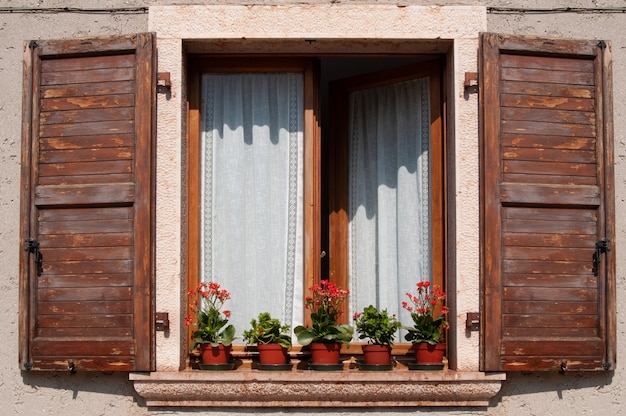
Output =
[
  {"x1": 19, "y1": 34, "x2": 155, "y2": 371},
  {"x1": 481, "y1": 33, "x2": 615, "y2": 371}
]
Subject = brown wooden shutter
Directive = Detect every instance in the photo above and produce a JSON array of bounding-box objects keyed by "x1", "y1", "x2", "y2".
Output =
[
  {"x1": 19, "y1": 34, "x2": 155, "y2": 371},
  {"x1": 480, "y1": 33, "x2": 615, "y2": 372}
]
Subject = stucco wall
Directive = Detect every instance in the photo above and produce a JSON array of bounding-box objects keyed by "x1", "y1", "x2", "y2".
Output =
[{"x1": 1, "y1": 1, "x2": 625, "y2": 415}]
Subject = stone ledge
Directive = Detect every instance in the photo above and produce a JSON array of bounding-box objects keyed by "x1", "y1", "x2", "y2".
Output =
[{"x1": 130, "y1": 370, "x2": 505, "y2": 407}]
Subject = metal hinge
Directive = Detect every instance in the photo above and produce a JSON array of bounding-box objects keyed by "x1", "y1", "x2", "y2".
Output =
[
  {"x1": 466, "y1": 312, "x2": 480, "y2": 331},
  {"x1": 25, "y1": 238, "x2": 43, "y2": 276},
  {"x1": 157, "y1": 72, "x2": 171, "y2": 89},
  {"x1": 155, "y1": 312, "x2": 170, "y2": 332},
  {"x1": 593, "y1": 238, "x2": 610, "y2": 277},
  {"x1": 464, "y1": 72, "x2": 478, "y2": 90}
]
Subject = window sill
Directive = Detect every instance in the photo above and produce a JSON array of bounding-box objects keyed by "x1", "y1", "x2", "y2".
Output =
[{"x1": 130, "y1": 368, "x2": 505, "y2": 407}]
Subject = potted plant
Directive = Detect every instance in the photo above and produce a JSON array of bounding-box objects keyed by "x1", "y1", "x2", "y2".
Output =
[
  {"x1": 185, "y1": 281, "x2": 236, "y2": 365},
  {"x1": 294, "y1": 280, "x2": 353, "y2": 365},
  {"x1": 242, "y1": 312, "x2": 292, "y2": 365},
  {"x1": 353, "y1": 305, "x2": 402, "y2": 365},
  {"x1": 402, "y1": 281, "x2": 449, "y2": 365}
]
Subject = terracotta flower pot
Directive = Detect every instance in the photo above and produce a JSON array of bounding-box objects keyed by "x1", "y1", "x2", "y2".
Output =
[
  {"x1": 414, "y1": 343, "x2": 445, "y2": 364},
  {"x1": 361, "y1": 344, "x2": 392, "y2": 365},
  {"x1": 200, "y1": 343, "x2": 231, "y2": 364},
  {"x1": 257, "y1": 343, "x2": 289, "y2": 365},
  {"x1": 310, "y1": 342, "x2": 342, "y2": 364}
]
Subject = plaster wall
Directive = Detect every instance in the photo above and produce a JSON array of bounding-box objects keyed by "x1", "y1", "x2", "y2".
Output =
[{"x1": 0, "y1": 1, "x2": 624, "y2": 415}]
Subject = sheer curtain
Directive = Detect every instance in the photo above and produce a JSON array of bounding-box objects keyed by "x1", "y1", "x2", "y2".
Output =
[
  {"x1": 348, "y1": 77, "x2": 431, "y2": 333},
  {"x1": 200, "y1": 73, "x2": 304, "y2": 339}
]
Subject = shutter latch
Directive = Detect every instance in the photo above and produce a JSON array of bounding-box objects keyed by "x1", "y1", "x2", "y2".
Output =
[
  {"x1": 25, "y1": 238, "x2": 43, "y2": 276},
  {"x1": 593, "y1": 238, "x2": 610, "y2": 277}
]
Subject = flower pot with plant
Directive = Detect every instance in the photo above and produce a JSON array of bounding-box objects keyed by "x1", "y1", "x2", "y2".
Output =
[
  {"x1": 185, "y1": 281, "x2": 236, "y2": 365},
  {"x1": 242, "y1": 312, "x2": 292, "y2": 365},
  {"x1": 402, "y1": 281, "x2": 449, "y2": 366},
  {"x1": 294, "y1": 280, "x2": 353, "y2": 366},
  {"x1": 353, "y1": 305, "x2": 402, "y2": 365}
]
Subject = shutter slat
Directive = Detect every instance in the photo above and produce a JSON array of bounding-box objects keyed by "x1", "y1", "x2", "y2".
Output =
[
  {"x1": 504, "y1": 301, "x2": 597, "y2": 314},
  {"x1": 500, "y1": 183, "x2": 600, "y2": 205},
  {"x1": 38, "y1": 287, "x2": 132, "y2": 302},
  {"x1": 35, "y1": 183, "x2": 135, "y2": 206}
]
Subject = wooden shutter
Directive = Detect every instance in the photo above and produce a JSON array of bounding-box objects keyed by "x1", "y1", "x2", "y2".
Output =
[
  {"x1": 19, "y1": 34, "x2": 155, "y2": 371},
  {"x1": 480, "y1": 33, "x2": 615, "y2": 371}
]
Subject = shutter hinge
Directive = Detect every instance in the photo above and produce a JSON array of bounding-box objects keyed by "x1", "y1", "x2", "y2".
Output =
[
  {"x1": 598, "y1": 40, "x2": 607, "y2": 49},
  {"x1": 68, "y1": 360, "x2": 76, "y2": 374},
  {"x1": 464, "y1": 72, "x2": 478, "y2": 91},
  {"x1": 157, "y1": 72, "x2": 171, "y2": 91},
  {"x1": 603, "y1": 362, "x2": 612, "y2": 370},
  {"x1": 24, "y1": 362, "x2": 33, "y2": 371},
  {"x1": 466, "y1": 312, "x2": 480, "y2": 331},
  {"x1": 155, "y1": 312, "x2": 170, "y2": 332},
  {"x1": 28, "y1": 40, "x2": 38, "y2": 49}
]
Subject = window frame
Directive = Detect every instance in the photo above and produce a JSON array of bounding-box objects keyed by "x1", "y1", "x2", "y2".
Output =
[
  {"x1": 326, "y1": 59, "x2": 446, "y2": 319},
  {"x1": 186, "y1": 55, "x2": 447, "y2": 361},
  {"x1": 186, "y1": 57, "x2": 320, "y2": 345}
]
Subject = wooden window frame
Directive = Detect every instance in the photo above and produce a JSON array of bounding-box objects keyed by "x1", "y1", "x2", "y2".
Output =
[
  {"x1": 327, "y1": 59, "x2": 446, "y2": 320},
  {"x1": 186, "y1": 55, "x2": 447, "y2": 360},
  {"x1": 186, "y1": 57, "x2": 320, "y2": 348}
]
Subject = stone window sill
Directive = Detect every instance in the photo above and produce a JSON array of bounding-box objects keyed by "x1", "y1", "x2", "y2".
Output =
[{"x1": 130, "y1": 368, "x2": 505, "y2": 407}]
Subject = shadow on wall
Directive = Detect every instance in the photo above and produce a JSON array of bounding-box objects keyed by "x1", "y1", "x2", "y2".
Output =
[
  {"x1": 21, "y1": 369, "x2": 616, "y2": 412},
  {"x1": 21, "y1": 371, "x2": 141, "y2": 404},
  {"x1": 494, "y1": 371, "x2": 615, "y2": 404}
]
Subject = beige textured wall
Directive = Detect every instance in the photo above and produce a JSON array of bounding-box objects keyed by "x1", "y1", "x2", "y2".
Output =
[{"x1": 0, "y1": 1, "x2": 625, "y2": 415}]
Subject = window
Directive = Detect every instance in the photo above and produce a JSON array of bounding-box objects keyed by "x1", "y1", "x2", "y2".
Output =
[{"x1": 187, "y1": 57, "x2": 445, "y2": 339}]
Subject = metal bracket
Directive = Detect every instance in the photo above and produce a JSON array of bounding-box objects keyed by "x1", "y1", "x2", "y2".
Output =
[
  {"x1": 155, "y1": 312, "x2": 170, "y2": 332},
  {"x1": 466, "y1": 312, "x2": 480, "y2": 331},
  {"x1": 464, "y1": 72, "x2": 478, "y2": 88},
  {"x1": 157, "y1": 72, "x2": 171, "y2": 89}
]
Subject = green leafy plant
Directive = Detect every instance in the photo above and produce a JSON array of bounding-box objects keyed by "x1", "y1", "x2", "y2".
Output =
[
  {"x1": 294, "y1": 280, "x2": 353, "y2": 348},
  {"x1": 185, "y1": 281, "x2": 235, "y2": 349},
  {"x1": 402, "y1": 281, "x2": 449, "y2": 345},
  {"x1": 242, "y1": 312, "x2": 292, "y2": 349},
  {"x1": 353, "y1": 305, "x2": 402, "y2": 347}
]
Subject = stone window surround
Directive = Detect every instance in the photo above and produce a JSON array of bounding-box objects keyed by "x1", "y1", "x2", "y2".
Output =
[{"x1": 133, "y1": 4, "x2": 506, "y2": 407}]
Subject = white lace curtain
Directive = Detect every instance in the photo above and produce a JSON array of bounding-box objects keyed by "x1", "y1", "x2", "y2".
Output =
[
  {"x1": 200, "y1": 73, "x2": 304, "y2": 339},
  {"x1": 200, "y1": 72, "x2": 430, "y2": 340},
  {"x1": 348, "y1": 77, "x2": 432, "y2": 332}
]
